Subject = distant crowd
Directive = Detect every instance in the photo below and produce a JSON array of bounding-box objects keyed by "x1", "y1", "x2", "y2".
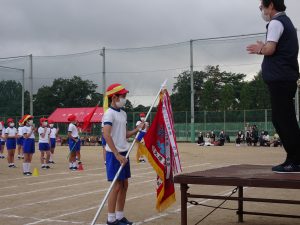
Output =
[{"x1": 197, "y1": 123, "x2": 282, "y2": 147}]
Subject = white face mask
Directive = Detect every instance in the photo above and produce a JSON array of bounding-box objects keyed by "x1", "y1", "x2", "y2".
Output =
[
  {"x1": 49, "y1": 124, "x2": 54, "y2": 128},
  {"x1": 140, "y1": 117, "x2": 146, "y2": 122},
  {"x1": 42, "y1": 122, "x2": 48, "y2": 126},
  {"x1": 116, "y1": 97, "x2": 126, "y2": 108},
  {"x1": 261, "y1": 9, "x2": 271, "y2": 22},
  {"x1": 28, "y1": 120, "x2": 33, "y2": 126},
  {"x1": 10, "y1": 123, "x2": 15, "y2": 127}
]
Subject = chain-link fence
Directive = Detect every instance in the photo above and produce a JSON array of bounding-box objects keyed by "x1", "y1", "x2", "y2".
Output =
[{"x1": 0, "y1": 109, "x2": 274, "y2": 142}]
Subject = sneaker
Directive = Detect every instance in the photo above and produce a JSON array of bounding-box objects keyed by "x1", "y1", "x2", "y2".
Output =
[
  {"x1": 71, "y1": 167, "x2": 77, "y2": 171},
  {"x1": 118, "y1": 217, "x2": 133, "y2": 225},
  {"x1": 272, "y1": 162, "x2": 300, "y2": 173},
  {"x1": 45, "y1": 165, "x2": 50, "y2": 169},
  {"x1": 24, "y1": 172, "x2": 31, "y2": 176},
  {"x1": 41, "y1": 165, "x2": 46, "y2": 169},
  {"x1": 106, "y1": 220, "x2": 119, "y2": 225},
  {"x1": 9, "y1": 164, "x2": 17, "y2": 168},
  {"x1": 8, "y1": 165, "x2": 13, "y2": 168},
  {"x1": 49, "y1": 161, "x2": 55, "y2": 164},
  {"x1": 17, "y1": 155, "x2": 21, "y2": 159}
]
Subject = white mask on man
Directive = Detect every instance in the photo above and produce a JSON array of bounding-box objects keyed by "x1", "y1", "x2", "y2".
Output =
[
  {"x1": 49, "y1": 124, "x2": 54, "y2": 128},
  {"x1": 28, "y1": 120, "x2": 33, "y2": 126},
  {"x1": 140, "y1": 117, "x2": 146, "y2": 122},
  {"x1": 10, "y1": 123, "x2": 15, "y2": 127}
]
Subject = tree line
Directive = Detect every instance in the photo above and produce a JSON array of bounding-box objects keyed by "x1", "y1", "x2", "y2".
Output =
[{"x1": 0, "y1": 65, "x2": 272, "y2": 116}]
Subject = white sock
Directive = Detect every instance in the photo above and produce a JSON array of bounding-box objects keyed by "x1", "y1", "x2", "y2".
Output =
[
  {"x1": 69, "y1": 162, "x2": 73, "y2": 168},
  {"x1": 23, "y1": 163, "x2": 27, "y2": 172},
  {"x1": 50, "y1": 153, "x2": 53, "y2": 161},
  {"x1": 72, "y1": 162, "x2": 77, "y2": 167},
  {"x1": 27, "y1": 163, "x2": 31, "y2": 172},
  {"x1": 116, "y1": 211, "x2": 124, "y2": 220},
  {"x1": 108, "y1": 213, "x2": 116, "y2": 223}
]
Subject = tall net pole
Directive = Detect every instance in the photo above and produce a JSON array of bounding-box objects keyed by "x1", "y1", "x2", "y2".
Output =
[{"x1": 190, "y1": 40, "x2": 195, "y2": 142}]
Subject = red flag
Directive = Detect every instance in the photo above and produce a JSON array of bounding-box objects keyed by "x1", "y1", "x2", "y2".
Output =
[
  {"x1": 81, "y1": 105, "x2": 98, "y2": 132},
  {"x1": 138, "y1": 90, "x2": 182, "y2": 211}
]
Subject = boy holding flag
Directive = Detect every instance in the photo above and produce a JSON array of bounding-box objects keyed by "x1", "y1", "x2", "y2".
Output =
[{"x1": 102, "y1": 83, "x2": 144, "y2": 225}]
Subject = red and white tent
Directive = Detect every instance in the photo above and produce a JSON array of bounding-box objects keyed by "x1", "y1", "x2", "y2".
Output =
[{"x1": 47, "y1": 107, "x2": 103, "y2": 123}]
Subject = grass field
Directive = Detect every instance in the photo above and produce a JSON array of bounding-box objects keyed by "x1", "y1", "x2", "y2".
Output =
[{"x1": 0, "y1": 143, "x2": 299, "y2": 225}]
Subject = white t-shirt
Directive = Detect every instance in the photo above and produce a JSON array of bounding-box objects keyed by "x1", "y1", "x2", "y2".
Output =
[
  {"x1": 18, "y1": 126, "x2": 24, "y2": 136},
  {"x1": 267, "y1": 17, "x2": 284, "y2": 43},
  {"x1": 68, "y1": 123, "x2": 79, "y2": 138},
  {"x1": 102, "y1": 107, "x2": 130, "y2": 153},
  {"x1": 50, "y1": 127, "x2": 57, "y2": 138},
  {"x1": 0, "y1": 129, "x2": 4, "y2": 141},
  {"x1": 136, "y1": 120, "x2": 148, "y2": 132},
  {"x1": 0, "y1": 123, "x2": 3, "y2": 132},
  {"x1": 23, "y1": 126, "x2": 35, "y2": 139},
  {"x1": 5, "y1": 127, "x2": 17, "y2": 137},
  {"x1": 38, "y1": 127, "x2": 50, "y2": 143}
]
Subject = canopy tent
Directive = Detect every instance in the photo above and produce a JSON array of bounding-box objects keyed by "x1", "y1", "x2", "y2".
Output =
[{"x1": 47, "y1": 107, "x2": 103, "y2": 123}]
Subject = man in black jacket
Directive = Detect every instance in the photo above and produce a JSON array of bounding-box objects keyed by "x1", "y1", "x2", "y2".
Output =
[{"x1": 247, "y1": 0, "x2": 300, "y2": 173}]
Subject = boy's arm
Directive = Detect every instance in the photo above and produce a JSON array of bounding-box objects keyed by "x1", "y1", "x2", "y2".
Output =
[
  {"x1": 126, "y1": 122, "x2": 145, "y2": 138},
  {"x1": 103, "y1": 125, "x2": 127, "y2": 164}
]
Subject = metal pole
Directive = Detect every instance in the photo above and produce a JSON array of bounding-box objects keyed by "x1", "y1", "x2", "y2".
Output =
[
  {"x1": 90, "y1": 80, "x2": 167, "y2": 225},
  {"x1": 224, "y1": 110, "x2": 226, "y2": 131},
  {"x1": 190, "y1": 40, "x2": 195, "y2": 143},
  {"x1": 29, "y1": 54, "x2": 33, "y2": 115},
  {"x1": 101, "y1": 47, "x2": 106, "y2": 103},
  {"x1": 265, "y1": 109, "x2": 268, "y2": 131},
  {"x1": 21, "y1": 69, "x2": 25, "y2": 116}
]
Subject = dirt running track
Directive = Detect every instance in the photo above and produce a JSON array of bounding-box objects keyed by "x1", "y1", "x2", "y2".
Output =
[{"x1": 0, "y1": 143, "x2": 299, "y2": 225}]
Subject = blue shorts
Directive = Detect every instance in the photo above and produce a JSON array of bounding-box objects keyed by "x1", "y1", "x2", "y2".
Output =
[
  {"x1": 101, "y1": 137, "x2": 106, "y2": 146},
  {"x1": 17, "y1": 137, "x2": 24, "y2": 145},
  {"x1": 137, "y1": 131, "x2": 146, "y2": 142},
  {"x1": 23, "y1": 138, "x2": 35, "y2": 154},
  {"x1": 106, "y1": 151, "x2": 131, "y2": 181},
  {"x1": 69, "y1": 139, "x2": 81, "y2": 152},
  {"x1": 50, "y1": 138, "x2": 56, "y2": 148},
  {"x1": 39, "y1": 143, "x2": 50, "y2": 151},
  {"x1": 6, "y1": 138, "x2": 16, "y2": 150}
]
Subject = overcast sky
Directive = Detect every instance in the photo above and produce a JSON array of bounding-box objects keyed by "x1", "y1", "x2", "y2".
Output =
[{"x1": 0, "y1": 0, "x2": 299, "y2": 106}]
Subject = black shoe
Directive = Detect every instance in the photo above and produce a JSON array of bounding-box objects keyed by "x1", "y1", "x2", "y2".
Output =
[
  {"x1": 106, "y1": 220, "x2": 119, "y2": 225},
  {"x1": 45, "y1": 165, "x2": 50, "y2": 169},
  {"x1": 24, "y1": 172, "x2": 31, "y2": 176},
  {"x1": 49, "y1": 161, "x2": 55, "y2": 164},
  {"x1": 118, "y1": 217, "x2": 133, "y2": 225},
  {"x1": 77, "y1": 161, "x2": 82, "y2": 164},
  {"x1": 41, "y1": 165, "x2": 46, "y2": 169},
  {"x1": 8, "y1": 165, "x2": 13, "y2": 168},
  {"x1": 272, "y1": 162, "x2": 300, "y2": 173},
  {"x1": 11, "y1": 165, "x2": 17, "y2": 168},
  {"x1": 71, "y1": 167, "x2": 77, "y2": 171}
]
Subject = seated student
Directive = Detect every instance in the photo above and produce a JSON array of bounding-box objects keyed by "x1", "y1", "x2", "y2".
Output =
[
  {"x1": 204, "y1": 133, "x2": 214, "y2": 146},
  {"x1": 216, "y1": 130, "x2": 225, "y2": 146},
  {"x1": 259, "y1": 131, "x2": 271, "y2": 147},
  {"x1": 245, "y1": 129, "x2": 252, "y2": 146},
  {"x1": 235, "y1": 131, "x2": 243, "y2": 147},
  {"x1": 251, "y1": 125, "x2": 259, "y2": 146},
  {"x1": 272, "y1": 133, "x2": 282, "y2": 147},
  {"x1": 210, "y1": 131, "x2": 216, "y2": 143},
  {"x1": 197, "y1": 132, "x2": 204, "y2": 146}
]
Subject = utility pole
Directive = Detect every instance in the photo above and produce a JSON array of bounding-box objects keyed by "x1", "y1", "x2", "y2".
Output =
[
  {"x1": 100, "y1": 47, "x2": 106, "y2": 104},
  {"x1": 29, "y1": 54, "x2": 33, "y2": 115},
  {"x1": 190, "y1": 40, "x2": 195, "y2": 143}
]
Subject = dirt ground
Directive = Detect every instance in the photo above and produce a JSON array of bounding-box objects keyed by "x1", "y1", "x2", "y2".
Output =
[{"x1": 0, "y1": 143, "x2": 299, "y2": 225}]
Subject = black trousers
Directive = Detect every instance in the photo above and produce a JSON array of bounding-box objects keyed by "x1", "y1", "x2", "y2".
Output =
[{"x1": 268, "y1": 81, "x2": 300, "y2": 164}]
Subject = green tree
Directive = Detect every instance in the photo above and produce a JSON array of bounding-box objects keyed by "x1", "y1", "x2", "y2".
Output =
[
  {"x1": 0, "y1": 80, "x2": 30, "y2": 117},
  {"x1": 34, "y1": 76, "x2": 103, "y2": 115},
  {"x1": 249, "y1": 73, "x2": 270, "y2": 109},
  {"x1": 219, "y1": 84, "x2": 235, "y2": 110},
  {"x1": 239, "y1": 83, "x2": 253, "y2": 110}
]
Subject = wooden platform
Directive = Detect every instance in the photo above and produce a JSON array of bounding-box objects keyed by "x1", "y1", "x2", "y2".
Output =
[{"x1": 174, "y1": 164, "x2": 300, "y2": 225}]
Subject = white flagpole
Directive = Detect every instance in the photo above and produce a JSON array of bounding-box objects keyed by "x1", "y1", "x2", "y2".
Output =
[{"x1": 90, "y1": 80, "x2": 167, "y2": 225}]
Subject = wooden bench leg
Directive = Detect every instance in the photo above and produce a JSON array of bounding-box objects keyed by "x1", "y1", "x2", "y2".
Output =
[
  {"x1": 180, "y1": 184, "x2": 189, "y2": 225},
  {"x1": 238, "y1": 186, "x2": 244, "y2": 222}
]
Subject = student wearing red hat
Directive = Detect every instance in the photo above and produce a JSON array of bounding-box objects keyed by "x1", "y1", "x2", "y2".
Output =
[
  {"x1": 22, "y1": 114, "x2": 36, "y2": 176},
  {"x1": 102, "y1": 83, "x2": 145, "y2": 225},
  {"x1": 38, "y1": 118, "x2": 51, "y2": 169},
  {"x1": 17, "y1": 119, "x2": 24, "y2": 159},
  {"x1": 135, "y1": 112, "x2": 149, "y2": 163},
  {"x1": 4, "y1": 118, "x2": 18, "y2": 168},
  {"x1": 67, "y1": 114, "x2": 80, "y2": 171},
  {"x1": 48, "y1": 119, "x2": 59, "y2": 164},
  {"x1": 0, "y1": 121, "x2": 5, "y2": 159}
]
